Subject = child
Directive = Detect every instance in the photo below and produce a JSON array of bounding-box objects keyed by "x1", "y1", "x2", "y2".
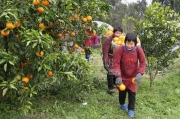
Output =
[
  {"x1": 83, "y1": 28, "x2": 94, "y2": 61},
  {"x1": 110, "y1": 33, "x2": 146, "y2": 117},
  {"x1": 102, "y1": 27, "x2": 123, "y2": 94}
]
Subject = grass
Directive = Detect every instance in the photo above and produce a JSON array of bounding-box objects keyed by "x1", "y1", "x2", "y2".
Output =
[{"x1": 1, "y1": 49, "x2": 180, "y2": 119}]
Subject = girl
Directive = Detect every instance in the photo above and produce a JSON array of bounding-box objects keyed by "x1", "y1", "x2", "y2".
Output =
[{"x1": 111, "y1": 33, "x2": 146, "y2": 117}]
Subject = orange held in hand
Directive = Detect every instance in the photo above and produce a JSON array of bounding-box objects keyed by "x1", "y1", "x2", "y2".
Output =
[
  {"x1": 117, "y1": 84, "x2": 126, "y2": 91},
  {"x1": 132, "y1": 77, "x2": 136, "y2": 84}
]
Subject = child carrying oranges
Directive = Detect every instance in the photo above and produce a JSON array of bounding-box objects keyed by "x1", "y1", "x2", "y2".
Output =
[{"x1": 110, "y1": 33, "x2": 146, "y2": 117}]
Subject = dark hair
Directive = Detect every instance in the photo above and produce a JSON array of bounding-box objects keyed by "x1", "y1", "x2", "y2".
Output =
[
  {"x1": 113, "y1": 27, "x2": 123, "y2": 33},
  {"x1": 125, "y1": 33, "x2": 137, "y2": 45}
]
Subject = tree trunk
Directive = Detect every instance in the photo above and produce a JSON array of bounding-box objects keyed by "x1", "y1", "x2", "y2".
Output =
[{"x1": 0, "y1": 88, "x2": 3, "y2": 99}]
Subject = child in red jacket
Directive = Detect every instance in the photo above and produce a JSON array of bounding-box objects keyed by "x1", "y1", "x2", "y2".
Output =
[{"x1": 110, "y1": 33, "x2": 146, "y2": 117}]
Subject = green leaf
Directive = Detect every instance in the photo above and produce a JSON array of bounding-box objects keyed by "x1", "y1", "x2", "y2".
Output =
[
  {"x1": 4, "y1": 63, "x2": 7, "y2": 72},
  {"x1": 3, "y1": 88, "x2": 8, "y2": 96},
  {"x1": 38, "y1": 66, "x2": 42, "y2": 72},
  {"x1": 32, "y1": 43, "x2": 37, "y2": 48},
  {"x1": 9, "y1": 84, "x2": 17, "y2": 90},
  {"x1": 26, "y1": 41, "x2": 31, "y2": 46},
  {"x1": 0, "y1": 59, "x2": 6, "y2": 65},
  {"x1": 9, "y1": 61, "x2": 14, "y2": 65}
]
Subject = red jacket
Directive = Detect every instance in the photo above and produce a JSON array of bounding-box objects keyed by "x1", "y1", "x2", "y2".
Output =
[
  {"x1": 102, "y1": 35, "x2": 115, "y2": 66},
  {"x1": 111, "y1": 45, "x2": 146, "y2": 92}
]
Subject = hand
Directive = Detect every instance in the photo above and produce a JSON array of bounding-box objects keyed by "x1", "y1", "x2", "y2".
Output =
[
  {"x1": 103, "y1": 62, "x2": 109, "y2": 71},
  {"x1": 115, "y1": 77, "x2": 122, "y2": 85},
  {"x1": 135, "y1": 73, "x2": 142, "y2": 84}
]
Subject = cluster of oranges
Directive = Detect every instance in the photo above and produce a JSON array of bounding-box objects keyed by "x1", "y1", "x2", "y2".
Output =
[
  {"x1": 105, "y1": 28, "x2": 113, "y2": 36},
  {"x1": 81, "y1": 16, "x2": 92, "y2": 23},
  {"x1": 113, "y1": 36, "x2": 141, "y2": 46},
  {"x1": 1, "y1": 21, "x2": 21, "y2": 37},
  {"x1": 113, "y1": 36, "x2": 126, "y2": 46},
  {"x1": 21, "y1": 70, "x2": 53, "y2": 92},
  {"x1": 71, "y1": 44, "x2": 85, "y2": 53}
]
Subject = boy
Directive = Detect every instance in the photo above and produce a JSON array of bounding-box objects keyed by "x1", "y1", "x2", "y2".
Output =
[
  {"x1": 110, "y1": 33, "x2": 146, "y2": 117},
  {"x1": 102, "y1": 27, "x2": 123, "y2": 94}
]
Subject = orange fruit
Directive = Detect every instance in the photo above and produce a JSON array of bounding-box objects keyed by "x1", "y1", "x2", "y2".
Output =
[
  {"x1": 36, "y1": 51, "x2": 44, "y2": 56},
  {"x1": 64, "y1": 33, "x2": 69, "y2": 37},
  {"x1": 37, "y1": 7, "x2": 44, "y2": 14},
  {"x1": 24, "y1": 87, "x2": 28, "y2": 92},
  {"x1": 73, "y1": 14, "x2": 79, "y2": 19},
  {"x1": 1, "y1": 30, "x2": 9, "y2": 36},
  {"x1": 42, "y1": 0, "x2": 50, "y2": 6},
  {"x1": 35, "y1": 51, "x2": 41, "y2": 56},
  {"x1": 47, "y1": 71, "x2": 53, "y2": 76},
  {"x1": 39, "y1": 23, "x2": 46, "y2": 29},
  {"x1": 49, "y1": 22, "x2": 53, "y2": 27},
  {"x1": 70, "y1": 32, "x2": 76, "y2": 37},
  {"x1": 22, "y1": 77, "x2": 30, "y2": 83},
  {"x1": 15, "y1": 22, "x2": 21, "y2": 28},
  {"x1": 6, "y1": 22, "x2": 15, "y2": 30},
  {"x1": 81, "y1": 49, "x2": 85, "y2": 53},
  {"x1": 33, "y1": 0, "x2": 40, "y2": 6},
  {"x1": 86, "y1": 16, "x2": 92, "y2": 21},
  {"x1": 119, "y1": 84, "x2": 126, "y2": 91},
  {"x1": 58, "y1": 33, "x2": 63, "y2": 38},
  {"x1": 40, "y1": 51, "x2": 44, "y2": 56},
  {"x1": 27, "y1": 74, "x2": 33, "y2": 79},
  {"x1": 74, "y1": 44, "x2": 79, "y2": 49},
  {"x1": 132, "y1": 77, "x2": 136, "y2": 84},
  {"x1": 82, "y1": 18, "x2": 87, "y2": 23}
]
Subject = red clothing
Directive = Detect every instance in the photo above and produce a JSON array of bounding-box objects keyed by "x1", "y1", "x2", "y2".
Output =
[
  {"x1": 111, "y1": 45, "x2": 146, "y2": 92},
  {"x1": 102, "y1": 35, "x2": 115, "y2": 66},
  {"x1": 83, "y1": 37, "x2": 93, "y2": 47}
]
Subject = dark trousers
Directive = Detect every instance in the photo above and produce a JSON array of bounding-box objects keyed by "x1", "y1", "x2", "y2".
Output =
[
  {"x1": 85, "y1": 51, "x2": 90, "y2": 61},
  {"x1": 107, "y1": 73, "x2": 116, "y2": 90},
  {"x1": 119, "y1": 89, "x2": 136, "y2": 110}
]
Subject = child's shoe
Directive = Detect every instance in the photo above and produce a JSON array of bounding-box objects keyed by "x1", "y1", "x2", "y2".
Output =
[
  {"x1": 120, "y1": 104, "x2": 128, "y2": 111},
  {"x1": 128, "y1": 110, "x2": 134, "y2": 117}
]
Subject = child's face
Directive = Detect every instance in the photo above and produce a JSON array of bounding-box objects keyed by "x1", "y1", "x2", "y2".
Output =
[
  {"x1": 125, "y1": 41, "x2": 135, "y2": 50},
  {"x1": 114, "y1": 31, "x2": 122, "y2": 37}
]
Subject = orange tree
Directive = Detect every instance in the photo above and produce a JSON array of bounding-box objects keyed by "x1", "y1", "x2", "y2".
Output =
[{"x1": 0, "y1": 0, "x2": 110, "y2": 114}]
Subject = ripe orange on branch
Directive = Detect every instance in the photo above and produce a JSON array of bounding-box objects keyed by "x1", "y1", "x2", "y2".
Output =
[
  {"x1": 6, "y1": 22, "x2": 15, "y2": 30},
  {"x1": 39, "y1": 23, "x2": 46, "y2": 29},
  {"x1": 58, "y1": 33, "x2": 63, "y2": 38},
  {"x1": 81, "y1": 49, "x2": 85, "y2": 53},
  {"x1": 22, "y1": 77, "x2": 30, "y2": 83},
  {"x1": 86, "y1": 16, "x2": 92, "y2": 21},
  {"x1": 70, "y1": 32, "x2": 76, "y2": 37},
  {"x1": 37, "y1": 7, "x2": 44, "y2": 14},
  {"x1": 33, "y1": 0, "x2": 40, "y2": 6},
  {"x1": 82, "y1": 18, "x2": 87, "y2": 23},
  {"x1": 1, "y1": 30, "x2": 9, "y2": 36},
  {"x1": 36, "y1": 51, "x2": 44, "y2": 56},
  {"x1": 47, "y1": 71, "x2": 53, "y2": 76},
  {"x1": 74, "y1": 44, "x2": 79, "y2": 49},
  {"x1": 15, "y1": 22, "x2": 21, "y2": 28},
  {"x1": 42, "y1": 0, "x2": 50, "y2": 6}
]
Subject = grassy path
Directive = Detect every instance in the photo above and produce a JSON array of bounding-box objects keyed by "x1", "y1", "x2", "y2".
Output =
[{"x1": 1, "y1": 49, "x2": 180, "y2": 119}]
